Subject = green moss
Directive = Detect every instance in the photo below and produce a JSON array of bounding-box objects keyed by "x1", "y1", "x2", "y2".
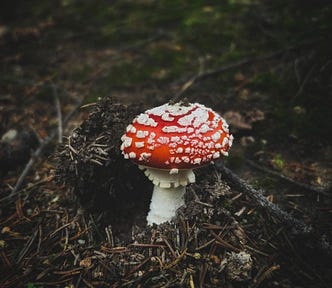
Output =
[
  {"x1": 249, "y1": 72, "x2": 282, "y2": 91},
  {"x1": 272, "y1": 154, "x2": 285, "y2": 170}
]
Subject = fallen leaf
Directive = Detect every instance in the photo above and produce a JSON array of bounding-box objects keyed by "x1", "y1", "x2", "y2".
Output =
[{"x1": 224, "y1": 111, "x2": 252, "y2": 130}]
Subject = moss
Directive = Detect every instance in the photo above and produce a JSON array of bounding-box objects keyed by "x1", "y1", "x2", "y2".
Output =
[
  {"x1": 248, "y1": 72, "x2": 283, "y2": 91},
  {"x1": 104, "y1": 61, "x2": 153, "y2": 86}
]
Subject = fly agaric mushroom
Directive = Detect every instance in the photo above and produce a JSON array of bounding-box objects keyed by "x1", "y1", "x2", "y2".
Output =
[{"x1": 120, "y1": 101, "x2": 233, "y2": 225}]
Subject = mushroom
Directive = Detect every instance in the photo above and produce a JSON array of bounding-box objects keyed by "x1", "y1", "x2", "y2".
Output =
[{"x1": 120, "y1": 101, "x2": 233, "y2": 225}]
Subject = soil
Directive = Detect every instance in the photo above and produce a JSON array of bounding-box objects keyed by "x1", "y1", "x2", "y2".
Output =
[
  {"x1": 0, "y1": 1, "x2": 331, "y2": 287},
  {"x1": 1, "y1": 95, "x2": 331, "y2": 288},
  {"x1": 56, "y1": 97, "x2": 153, "y2": 238}
]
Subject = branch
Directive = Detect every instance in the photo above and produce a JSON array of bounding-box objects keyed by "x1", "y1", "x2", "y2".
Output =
[
  {"x1": 214, "y1": 161, "x2": 312, "y2": 235},
  {"x1": 0, "y1": 97, "x2": 84, "y2": 205},
  {"x1": 245, "y1": 159, "x2": 330, "y2": 196},
  {"x1": 171, "y1": 39, "x2": 323, "y2": 102},
  {"x1": 171, "y1": 49, "x2": 287, "y2": 102},
  {"x1": 291, "y1": 62, "x2": 316, "y2": 104},
  {"x1": 215, "y1": 162, "x2": 332, "y2": 256},
  {"x1": 52, "y1": 82, "x2": 63, "y2": 144}
]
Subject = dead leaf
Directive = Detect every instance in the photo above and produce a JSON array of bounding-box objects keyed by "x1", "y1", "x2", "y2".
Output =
[
  {"x1": 246, "y1": 109, "x2": 265, "y2": 122},
  {"x1": 80, "y1": 257, "x2": 92, "y2": 268},
  {"x1": 224, "y1": 111, "x2": 252, "y2": 130}
]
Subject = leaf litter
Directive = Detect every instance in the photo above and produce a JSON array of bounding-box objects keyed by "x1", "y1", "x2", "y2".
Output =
[{"x1": 1, "y1": 97, "x2": 330, "y2": 287}]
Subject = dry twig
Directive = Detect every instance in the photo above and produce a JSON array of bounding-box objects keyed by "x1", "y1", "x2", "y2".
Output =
[
  {"x1": 171, "y1": 49, "x2": 290, "y2": 102},
  {"x1": 245, "y1": 159, "x2": 330, "y2": 196},
  {"x1": 215, "y1": 162, "x2": 332, "y2": 257},
  {"x1": 215, "y1": 162, "x2": 312, "y2": 235},
  {"x1": 172, "y1": 39, "x2": 323, "y2": 102},
  {"x1": 52, "y1": 82, "x2": 63, "y2": 144},
  {"x1": 0, "y1": 96, "x2": 85, "y2": 204}
]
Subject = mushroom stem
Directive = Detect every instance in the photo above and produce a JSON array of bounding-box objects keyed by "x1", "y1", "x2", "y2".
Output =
[
  {"x1": 147, "y1": 185, "x2": 185, "y2": 225},
  {"x1": 142, "y1": 167, "x2": 195, "y2": 225}
]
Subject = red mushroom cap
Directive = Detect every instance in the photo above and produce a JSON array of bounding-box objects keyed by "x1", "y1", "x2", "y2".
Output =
[{"x1": 120, "y1": 102, "x2": 233, "y2": 170}]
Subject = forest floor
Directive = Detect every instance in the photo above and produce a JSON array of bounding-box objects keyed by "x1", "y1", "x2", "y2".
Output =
[{"x1": 0, "y1": 1, "x2": 331, "y2": 287}]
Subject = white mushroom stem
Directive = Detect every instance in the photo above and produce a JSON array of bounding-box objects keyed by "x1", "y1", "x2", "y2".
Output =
[
  {"x1": 140, "y1": 166, "x2": 195, "y2": 225},
  {"x1": 147, "y1": 185, "x2": 186, "y2": 225}
]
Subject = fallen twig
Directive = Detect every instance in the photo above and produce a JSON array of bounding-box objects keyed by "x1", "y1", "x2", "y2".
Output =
[
  {"x1": 52, "y1": 82, "x2": 63, "y2": 144},
  {"x1": 210, "y1": 230, "x2": 242, "y2": 252},
  {"x1": 0, "y1": 97, "x2": 85, "y2": 205},
  {"x1": 16, "y1": 223, "x2": 40, "y2": 264},
  {"x1": 215, "y1": 162, "x2": 332, "y2": 257},
  {"x1": 245, "y1": 159, "x2": 330, "y2": 196},
  {"x1": 249, "y1": 264, "x2": 280, "y2": 288},
  {"x1": 172, "y1": 39, "x2": 322, "y2": 102},
  {"x1": 171, "y1": 49, "x2": 287, "y2": 102},
  {"x1": 291, "y1": 62, "x2": 317, "y2": 104},
  {"x1": 215, "y1": 162, "x2": 312, "y2": 235}
]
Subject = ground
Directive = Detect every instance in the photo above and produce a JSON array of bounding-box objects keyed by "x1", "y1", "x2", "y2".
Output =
[{"x1": 0, "y1": 1, "x2": 331, "y2": 287}]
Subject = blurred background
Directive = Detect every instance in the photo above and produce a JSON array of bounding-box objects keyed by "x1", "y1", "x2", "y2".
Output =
[{"x1": 1, "y1": 0, "x2": 331, "y2": 153}]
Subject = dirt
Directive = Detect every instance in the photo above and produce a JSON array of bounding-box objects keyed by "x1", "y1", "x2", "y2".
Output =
[
  {"x1": 56, "y1": 97, "x2": 153, "y2": 238},
  {"x1": 0, "y1": 92, "x2": 330, "y2": 287},
  {"x1": 0, "y1": 1, "x2": 331, "y2": 287},
  {"x1": 55, "y1": 97, "x2": 268, "y2": 286},
  {"x1": 52, "y1": 97, "x2": 331, "y2": 287}
]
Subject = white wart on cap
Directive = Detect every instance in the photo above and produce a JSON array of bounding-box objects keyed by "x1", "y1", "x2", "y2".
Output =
[{"x1": 121, "y1": 101, "x2": 233, "y2": 170}]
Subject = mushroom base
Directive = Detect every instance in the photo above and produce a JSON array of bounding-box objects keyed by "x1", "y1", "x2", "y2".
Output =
[{"x1": 147, "y1": 185, "x2": 186, "y2": 225}]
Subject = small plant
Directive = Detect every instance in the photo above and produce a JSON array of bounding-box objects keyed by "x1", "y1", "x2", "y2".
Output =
[{"x1": 272, "y1": 153, "x2": 284, "y2": 170}]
